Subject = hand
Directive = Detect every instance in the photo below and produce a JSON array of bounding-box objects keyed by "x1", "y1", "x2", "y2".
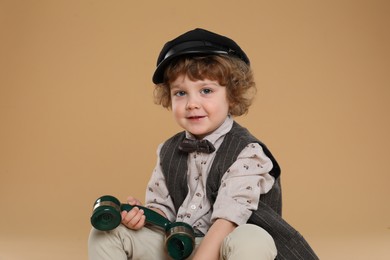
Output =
[{"x1": 121, "y1": 196, "x2": 146, "y2": 230}]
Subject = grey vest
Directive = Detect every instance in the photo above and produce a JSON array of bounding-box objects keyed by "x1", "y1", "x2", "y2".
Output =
[{"x1": 160, "y1": 122, "x2": 318, "y2": 260}]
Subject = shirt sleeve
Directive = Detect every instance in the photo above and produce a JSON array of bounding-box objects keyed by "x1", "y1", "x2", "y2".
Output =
[
  {"x1": 211, "y1": 143, "x2": 275, "y2": 226},
  {"x1": 144, "y1": 143, "x2": 177, "y2": 222}
]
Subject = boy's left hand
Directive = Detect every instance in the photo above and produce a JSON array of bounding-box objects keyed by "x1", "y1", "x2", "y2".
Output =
[{"x1": 120, "y1": 196, "x2": 146, "y2": 230}]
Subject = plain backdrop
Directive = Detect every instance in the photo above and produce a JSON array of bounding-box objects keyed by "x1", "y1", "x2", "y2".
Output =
[{"x1": 0, "y1": 0, "x2": 389, "y2": 259}]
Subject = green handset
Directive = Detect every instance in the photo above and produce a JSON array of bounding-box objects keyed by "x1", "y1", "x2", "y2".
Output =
[{"x1": 90, "y1": 195, "x2": 195, "y2": 260}]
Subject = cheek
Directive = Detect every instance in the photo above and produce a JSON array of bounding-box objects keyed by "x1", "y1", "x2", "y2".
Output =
[
  {"x1": 171, "y1": 99, "x2": 178, "y2": 108},
  {"x1": 214, "y1": 97, "x2": 230, "y2": 113},
  {"x1": 171, "y1": 101, "x2": 183, "y2": 117}
]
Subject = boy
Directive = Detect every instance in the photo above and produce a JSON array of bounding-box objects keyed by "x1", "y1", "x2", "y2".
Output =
[{"x1": 89, "y1": 28, "x2": 318, "y2": 260}]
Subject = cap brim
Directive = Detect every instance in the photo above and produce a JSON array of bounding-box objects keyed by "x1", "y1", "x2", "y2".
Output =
[{"x1": 152, "y1": 47, "x2": 228, "y2": 84}]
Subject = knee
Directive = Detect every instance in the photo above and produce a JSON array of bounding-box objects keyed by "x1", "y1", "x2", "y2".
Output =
[
  {"x1": 88, "y1": 224, "x2": 128, "y2": 244},
  {"x1": 222, "y1": 224, "x2": 277, "y2": 260},
  {"x1": 88, "y1": 225, "x2": 125, "y2": 251},
  {"x1": 88, "y1": 228, "x2": 111, "y2": 250},
  {"x1": 234, "y1": 224, "x2": 273, "y2": 241},
  {"x1": 88, "y1": 225, "x2": 132, "y2": 259}
]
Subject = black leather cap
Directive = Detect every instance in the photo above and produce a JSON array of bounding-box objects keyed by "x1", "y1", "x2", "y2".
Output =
[{"x1": 152, "y1": 28, "x2": 250, "y2": 84}]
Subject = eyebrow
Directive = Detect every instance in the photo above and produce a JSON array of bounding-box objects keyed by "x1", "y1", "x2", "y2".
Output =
[{"x1": 171, "y1": 81, "x2": 220, "y2": 90}]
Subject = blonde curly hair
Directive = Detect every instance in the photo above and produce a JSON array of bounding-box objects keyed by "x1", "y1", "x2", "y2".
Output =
[{"x1": 153, "y1": 54, "x2": 256, "y2": 116}]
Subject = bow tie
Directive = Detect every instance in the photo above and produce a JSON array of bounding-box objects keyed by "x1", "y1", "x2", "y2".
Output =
[{"x1": 179, "y1": 138, "x2": 216, "y2": 154}]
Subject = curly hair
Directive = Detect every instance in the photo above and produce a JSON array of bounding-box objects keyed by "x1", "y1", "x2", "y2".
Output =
[{"x1": 153, "y1": 55, "x2": 257, "y2": 116}]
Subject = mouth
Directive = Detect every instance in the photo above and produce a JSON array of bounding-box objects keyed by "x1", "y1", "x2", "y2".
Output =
[{"x1": 186, "y1": 115, "x2": 206, "y2": 120}]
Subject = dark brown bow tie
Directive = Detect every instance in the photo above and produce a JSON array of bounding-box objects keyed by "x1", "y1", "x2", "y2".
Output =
[{"x1": 179, "y1": 138, "x2": 216, "y2": 154}]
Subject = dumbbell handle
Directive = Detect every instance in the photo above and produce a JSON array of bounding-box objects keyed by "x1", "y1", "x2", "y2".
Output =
[{"x1": 120, "y1": 203, "x2": 171, "y2": 229}]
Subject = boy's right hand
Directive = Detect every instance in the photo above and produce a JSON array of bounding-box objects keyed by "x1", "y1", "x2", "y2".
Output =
[{"x1": 120, "y1": 196, "x2": 146, "y2": 230}]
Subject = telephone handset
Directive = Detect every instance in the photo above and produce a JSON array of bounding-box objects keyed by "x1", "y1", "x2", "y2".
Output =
[{"x1": 90, "y1": 195, "x2": 195, "y2": 260}]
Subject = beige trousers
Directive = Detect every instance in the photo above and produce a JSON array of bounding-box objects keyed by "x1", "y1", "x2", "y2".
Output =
[{"x1": 88, "y1": 223, "x2": 277, "y2": 260}]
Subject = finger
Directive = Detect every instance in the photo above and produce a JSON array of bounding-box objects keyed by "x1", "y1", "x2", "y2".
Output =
[
  {"x1": 127, "y1": 208, "x2": 144, "y2": 227},
  {"x1": 132, "y1": 215, "x2": 146, "y2": 230},
  {"x1": 122, "y1": 207, "x2": 145, "y2": 229},
  {"x1": 121, "y1": 210, "x2": 128, "y2": 220},
  {"x1": 122, "y1": 207, "x2": 140, "y2": 223}
]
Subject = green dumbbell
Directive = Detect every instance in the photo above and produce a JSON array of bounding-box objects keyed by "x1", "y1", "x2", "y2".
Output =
[{"x1": 91, "y1": 195, "x2": 195, "y2": 260}]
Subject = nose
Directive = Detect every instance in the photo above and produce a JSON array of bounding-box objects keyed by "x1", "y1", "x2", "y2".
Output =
[{"x1": 186, "y1": 96, "x2": 200, "y2": 110}]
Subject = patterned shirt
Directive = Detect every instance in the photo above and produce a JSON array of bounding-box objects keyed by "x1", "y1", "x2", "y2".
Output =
[{"x1": 145, "y1": 116, "x2": 275, "y2": 234}]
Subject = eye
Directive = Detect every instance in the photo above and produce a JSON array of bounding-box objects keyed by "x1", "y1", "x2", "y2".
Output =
[
  {"x1": 173, "y1": 90, "x2": 186, "y2": 97},
  {"x1": 200, "y1": 88, "x2": 213, "y2": 95}
]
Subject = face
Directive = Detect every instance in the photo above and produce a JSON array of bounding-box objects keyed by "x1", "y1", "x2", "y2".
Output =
[{"x1": 170, "y1": 75, "x2": 230, "y2": 139}]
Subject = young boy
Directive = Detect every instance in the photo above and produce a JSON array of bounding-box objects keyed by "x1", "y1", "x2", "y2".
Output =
[{"x1": 89, "y1": 28, "x2": 318, "y2": 260}]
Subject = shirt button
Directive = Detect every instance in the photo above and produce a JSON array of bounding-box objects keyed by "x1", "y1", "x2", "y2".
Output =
[{"x1": 190, "y1": 204, "x2": 197, "y2": 210}]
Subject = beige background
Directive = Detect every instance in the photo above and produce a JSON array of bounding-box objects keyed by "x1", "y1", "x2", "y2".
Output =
[{"x1": 1, "y1": 0, "x2": 389, "y2": 259}]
